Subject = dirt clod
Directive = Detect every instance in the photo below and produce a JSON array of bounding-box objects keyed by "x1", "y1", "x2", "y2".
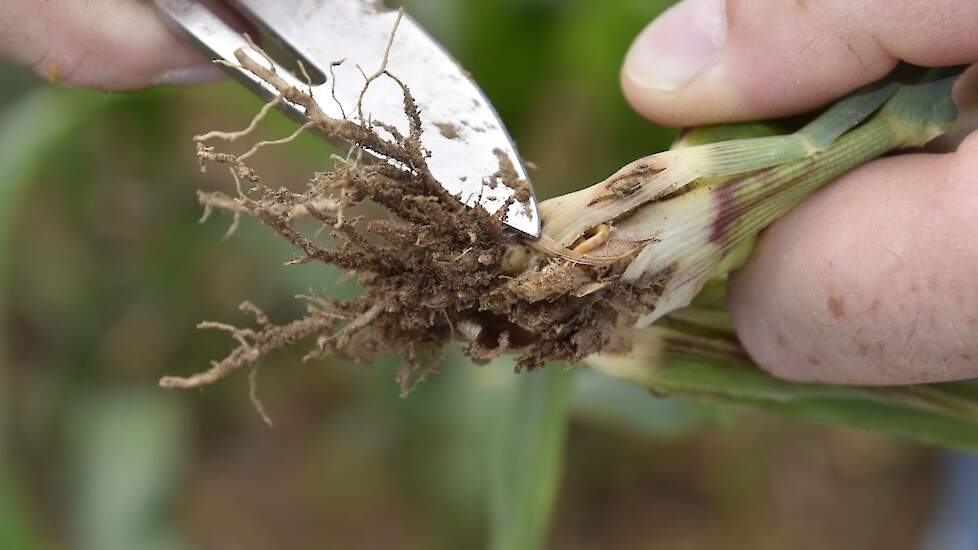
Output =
[{"x1": 434, "y1": 121, "x2": 460, "y2": 140}]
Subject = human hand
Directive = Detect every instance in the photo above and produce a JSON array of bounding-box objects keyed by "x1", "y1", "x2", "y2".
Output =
[
  {"x1": 622, "y1": 0, "x2": 978, "y2": 385},
  {"x1": 0, "y1": 0, "x2": 227, "y2": 89}
]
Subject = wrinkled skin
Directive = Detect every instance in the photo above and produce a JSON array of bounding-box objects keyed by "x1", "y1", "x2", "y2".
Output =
[{"x1": 623, "y1": 0, "x2": 978, "y2": 384}]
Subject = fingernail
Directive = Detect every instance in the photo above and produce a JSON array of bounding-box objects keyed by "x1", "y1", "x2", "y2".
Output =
[
  {"x1": 153, "y1": 63, "x2": 226, "y2": 86},
  {"x1": 624, "y1": 0, "x2": 726, "y2": 92}
]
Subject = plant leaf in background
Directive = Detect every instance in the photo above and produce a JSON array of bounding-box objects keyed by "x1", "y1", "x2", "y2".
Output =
[
  {"x1": 0, "y1": 85, "x2": 193, "y2": 550},
  {"x1": 64, "y1": 391, "x2": 188, "y2": 550},
  {"x1": 571, "y1": 368, "x2": 712, "y2": 439},
  {"x1": 489, "y1": 366, "x2": 574, "y2": 550},
  {"x1": 0, "y1": 86, "x2": 114, "y2": 550}
]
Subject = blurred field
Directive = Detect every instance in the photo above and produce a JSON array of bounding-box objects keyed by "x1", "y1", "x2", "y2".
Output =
[{"x1": 0, "y1": 1, "x2": 944, "y2": 549}]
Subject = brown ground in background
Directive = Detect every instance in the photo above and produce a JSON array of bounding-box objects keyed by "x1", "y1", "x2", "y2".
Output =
[{"x1": 181, "y1": 369, "x2": 938, "y2": 550}]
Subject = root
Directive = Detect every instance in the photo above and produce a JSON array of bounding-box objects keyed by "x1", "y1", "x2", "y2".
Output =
[
  {"x1": 238, "y1": 121, "x2": 315, "y2": 162},
  {"x1": 249, "y1": 366, "x2": 273, "y2": 427},
  {"x1": 164, "y1": 9, "x2": 648, "y2": 421},
  {"x1": 195, "y1": 96, "x2": 284, "y2": 143},
  {"x1": 356, "y1": 9, "x2": 403, "y2": 123},
  {"x1": 161, "y1": 305, "x2": 341, "y2": 390}
]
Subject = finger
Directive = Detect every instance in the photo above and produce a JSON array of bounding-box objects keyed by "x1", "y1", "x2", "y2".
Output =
[
  {"x1": 728, "y1": 131, "x2": 978, "y2": 385},
  {"x1": 0, "y1": 0, "x2": 224, "y2": 89},
  {"x1": 621, "y1": 0, "x2": 978, "y2": 127}
]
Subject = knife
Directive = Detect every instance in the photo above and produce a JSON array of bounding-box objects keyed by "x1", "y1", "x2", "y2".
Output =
[{"x1": 154, "y1": 0, "x2": 541, "y2": 238}]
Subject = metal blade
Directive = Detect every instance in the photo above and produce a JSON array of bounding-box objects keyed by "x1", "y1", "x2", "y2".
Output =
[{"x1": 157, "y1": 0, "x2": 541, "y2": 238}]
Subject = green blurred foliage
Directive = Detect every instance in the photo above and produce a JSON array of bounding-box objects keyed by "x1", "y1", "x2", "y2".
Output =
[
  {"x1": 0, "y1": 2, "x2": 944, "y2": 550},
  {"x1": 489, "y1": 366, "x2": 574, "y2": 550}
]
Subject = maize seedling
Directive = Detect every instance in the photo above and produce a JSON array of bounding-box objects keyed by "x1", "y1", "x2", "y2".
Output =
[{"x1": 157, "y1": 27, "x2": 968, "y2": 434}]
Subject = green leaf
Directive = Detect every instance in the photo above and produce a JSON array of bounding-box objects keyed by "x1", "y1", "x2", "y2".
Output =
[
  {"x1": 64, "y1": 391, "x2": 189, "y2": 550},
  {"x1": 590, "y1": 324, "x2": 978, "y2": 453},
  {"x1": 0, "y1": 86, "x2": 115, "y2": 550},
  {"x1": 654, "y1": 359, "x2": 978, "y2": 452},
  {"x1": 0, "y1": 88, "x2": 111, "y2": 271},
  {"x1": 571, "y1": 368, "x2": 710, "y2": 438},
  {"x1": 489, "y1": 366, "x2": 574, "y2": 550}
]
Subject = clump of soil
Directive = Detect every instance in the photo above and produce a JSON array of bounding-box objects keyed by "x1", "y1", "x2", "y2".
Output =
[{"x1": 161, "y1": 19, "x2": 652, "y2": 410}]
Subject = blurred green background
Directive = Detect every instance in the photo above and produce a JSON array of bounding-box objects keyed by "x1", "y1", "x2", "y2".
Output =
[{"x1": 0, "y1": 1, "x2": 943, "y2": 549}]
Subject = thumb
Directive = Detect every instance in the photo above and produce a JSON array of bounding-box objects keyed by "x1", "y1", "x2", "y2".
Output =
[
  {"x1": 0, "y1": 0, "x2": 225, "y2": 90},
  {"x1": 621, "y1": 0, "x2": 978, "y2": 127}
]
